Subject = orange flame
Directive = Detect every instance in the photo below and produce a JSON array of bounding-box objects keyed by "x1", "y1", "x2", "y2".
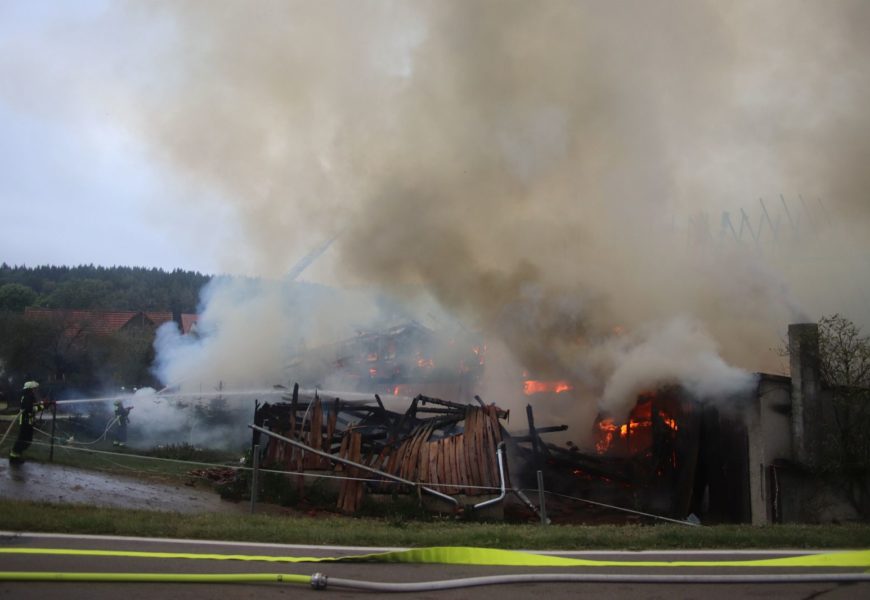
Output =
[
  {"x1": 523, "y1": 380, "x2": 574, "y2": 395},
  {"x1": 595, "y1": 399, "x2": 679, "y2": 455},
  {"x1": 595, "y1": 418, "x2": 619, "y2": 453}
]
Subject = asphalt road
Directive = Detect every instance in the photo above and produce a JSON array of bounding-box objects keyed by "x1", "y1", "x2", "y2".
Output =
[{"x1": 1, "y1": 533, "x2": 867, "y2": 599}]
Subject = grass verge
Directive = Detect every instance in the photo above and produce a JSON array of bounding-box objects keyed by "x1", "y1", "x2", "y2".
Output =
[
  {"x1": 4, "y1": 438, "x2": 238, "y2": 486},
  {"x1": 4, "y1": 430, "x2": 870, "y2": 550},
  {"x1": 2, "y1": 499, "x2": 869, "y2": 549}
]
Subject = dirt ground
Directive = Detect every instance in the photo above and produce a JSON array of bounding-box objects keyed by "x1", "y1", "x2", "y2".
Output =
[{"x1": 0, "y1": 459, "x2": 247, "y2": 514}]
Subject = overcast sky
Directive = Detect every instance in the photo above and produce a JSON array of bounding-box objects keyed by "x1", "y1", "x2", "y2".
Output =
[
  {"x1": 3, "y1": 0, "x2": 869, "y2": 394},
  {"x1": 0, "y1": 1, "x2": 239, "y2": 274},
  {"x1": 2, "y1": 1, "x2": 868, "y2": 294}
]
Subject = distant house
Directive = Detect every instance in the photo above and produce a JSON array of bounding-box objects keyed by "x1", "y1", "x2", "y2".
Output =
[
  {"x1": 24, "y1": 308, "x2": 198, "y2": 341},
  {"x1": 180, "y1": 313, "x2": 199, "y2": 335}
]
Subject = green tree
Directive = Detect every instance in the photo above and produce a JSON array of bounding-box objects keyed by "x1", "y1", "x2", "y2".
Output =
[
  {"x1": 90, "y1": 329, "x2": 159, "y2": 389},
  {"x1": 0, "y1": 312, "x2": 70, "y2": 383},
  {"x1": 41, "y1": 279, "x2": 113, "y2": 310},
  {"x1": 815, "y1": 314, "x2": 870, "y2": 516},
  {"x1": 0, "y1": 283, "x2": 37, "y2": 312}
]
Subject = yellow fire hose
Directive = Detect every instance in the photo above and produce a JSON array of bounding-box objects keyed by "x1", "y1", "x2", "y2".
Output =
[
  {"x1": 0, "y1": 572, "x2": 310, "y2": 584},
  {"x1": 1, "y1": 571, "x2": 870, "y2": 590},
  {"x1": 1, "y1": 546, "x2": 868, "y2": 590},
  {"x1": 2, "y1": 546, "x2": 869, "y2": 568}
]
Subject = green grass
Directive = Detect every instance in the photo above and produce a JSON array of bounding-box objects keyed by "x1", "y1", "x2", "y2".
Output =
[
  {"x1": 3, "y1": 436, "x2": 240, "y2": 485},
  {"x1": 4, "y1": 428, "x2": 870, "y2": 550},
  {"x1": 1, "y1": 499, "x2": 869, "y2": 549}
]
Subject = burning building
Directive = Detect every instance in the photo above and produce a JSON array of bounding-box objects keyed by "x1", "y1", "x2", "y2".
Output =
[
  {"x1": 250, "y1": 321, "x2": 857, "y2": 524},
  {"x1": 287, "y1": 320, "x2": 485, "y2": 401},
  {"x1": 514, "y1": 321, "x2": 863, "y2": 524}
]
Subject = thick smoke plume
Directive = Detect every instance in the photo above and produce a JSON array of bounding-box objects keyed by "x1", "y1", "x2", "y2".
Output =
[
  {"x1": 152, "y1": 276, "x2": 380, "y2": 390},
  {"x1": 118, "y1": 1, "x2": 870, "y2": 421}
]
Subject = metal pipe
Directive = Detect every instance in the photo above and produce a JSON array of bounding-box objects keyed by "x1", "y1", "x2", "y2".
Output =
[
  {"x1": 248, "y1": 424, "x2": 459, "y2": 506},
  {"x1": 511, "y1": 487, "x2": 547, "y2": 523},
  {"x1": 473, "y1": 442, "x2": 506, "y2": 510}
]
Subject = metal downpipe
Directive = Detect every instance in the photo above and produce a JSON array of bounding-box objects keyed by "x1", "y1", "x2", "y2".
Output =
[{"x1": 473, "y1": 442, "x2": 507, "y2": 510}]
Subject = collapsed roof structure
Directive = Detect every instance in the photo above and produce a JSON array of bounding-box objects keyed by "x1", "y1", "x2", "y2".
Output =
[
  {"x1": 249, "y1": 321, "x2": 861, "y2": 524},
  {"x1": 253, "y1": 387, "x2": 518, "y2": 515}
]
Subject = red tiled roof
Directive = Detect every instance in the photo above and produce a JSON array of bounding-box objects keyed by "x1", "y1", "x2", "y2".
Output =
[
  {"x1": 180, "y1": 313, "x2": 199, "y2": 334},
  {"x1": 24, "y1": 308, "x2": 174, "y2": 337}
]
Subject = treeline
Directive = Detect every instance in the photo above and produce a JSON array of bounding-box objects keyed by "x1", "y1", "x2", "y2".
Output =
[
  {"x1": 0, "y1": 264, "x2": 212, "y2": 400},
  {"x1": 0, "y1": 264, "x2": 211, "y2": 313}
]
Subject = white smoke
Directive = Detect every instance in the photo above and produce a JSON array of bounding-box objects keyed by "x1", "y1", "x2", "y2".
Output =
[
  {"x1": 20, "y1": 1, "x2": 864, "y2": 431},
  {"x1": 597, "y1": 317, "x2": 758, "y2": 420},
  {"x1": 152, "y1": 276, "x2": 381, "y2": 391}
]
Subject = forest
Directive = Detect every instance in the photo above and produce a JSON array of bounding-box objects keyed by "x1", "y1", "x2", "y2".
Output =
[
  {"x1": 0, "y1": 264, "x2": 212, "y2": 401},
  {"x1": 0, "y1": 263, "x2": 209, "y2": 313}
]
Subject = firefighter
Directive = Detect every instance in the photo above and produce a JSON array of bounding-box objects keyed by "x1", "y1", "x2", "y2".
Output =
[
  {"x1": 8, "y1": 381, "x2": 48, "y2": 463},
  {"x1": 113, "y1": 400, "x2": 133, "y2": 447}
]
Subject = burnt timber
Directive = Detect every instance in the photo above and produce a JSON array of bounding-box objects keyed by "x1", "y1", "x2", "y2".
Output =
[
  {"x1": 254, "y1": 384, "x2": 508, "y2": 513},
  {"x1": 251, "y1": 383, "x2": 731, "y2": 523}
]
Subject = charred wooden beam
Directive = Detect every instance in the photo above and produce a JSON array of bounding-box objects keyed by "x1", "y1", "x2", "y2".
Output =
[
  {"x1": 509, "y1": 425, "x2": 569, "y2": 441},
  {"x1": 526, "y1": 404, "x2": 546, "y2": 470},
  {"x1": 416, "y1": 394, "x2": 467, "y2": 410},
  {"x1": 416, "y1": 407, "x2": 466, "y2": 415},
  {"x1": 418, "y1": 394, "x2": 509, "y2": 419}
]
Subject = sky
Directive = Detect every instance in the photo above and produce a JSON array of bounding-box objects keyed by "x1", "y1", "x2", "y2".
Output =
[
  {"x1": 2, "y1": 1, "x2": 870, "y2": 415},
  {"x1": 2, "y1": 2, "x2": 868, "y2": 279},
  {"x1": 0, "y1": 1, "x2": 241, "y2": 273}
]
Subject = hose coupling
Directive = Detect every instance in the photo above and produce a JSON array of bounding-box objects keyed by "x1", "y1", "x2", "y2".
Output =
[{"x1": 310, "y1": 572, "x2": 328, "y2": 590}]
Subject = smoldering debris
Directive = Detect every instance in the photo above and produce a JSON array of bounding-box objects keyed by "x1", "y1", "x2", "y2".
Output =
[
  {"x1": 251, "y1": 382, "x2": 748, "y2": 522},
  {"x1": 255, "y1": 385, "x2": 510, "y2": 514}
]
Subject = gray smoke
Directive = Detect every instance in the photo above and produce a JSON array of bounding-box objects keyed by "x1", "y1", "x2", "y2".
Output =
[{"x1": 80, "y1": 1, "x2": 870, "y2": 418}]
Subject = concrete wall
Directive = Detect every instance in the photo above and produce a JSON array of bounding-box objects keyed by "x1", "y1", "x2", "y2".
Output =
[
  {"x1": 746, "y1": 375, "x2": 791, "y2": 524},
  {"x1": 747, "y1": 324, "x2": 860, "y2": 523},
  {"x1": 788, "y1": 323, "x2": 824, "y2": 467}
]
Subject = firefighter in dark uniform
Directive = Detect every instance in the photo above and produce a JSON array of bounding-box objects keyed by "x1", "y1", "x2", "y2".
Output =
[
  {"x1": 9, "y1": 381, "x2": 47, "y2": 462},
  {"x1": 113, "y1": 400, "x2": 132, "y2": 447}
]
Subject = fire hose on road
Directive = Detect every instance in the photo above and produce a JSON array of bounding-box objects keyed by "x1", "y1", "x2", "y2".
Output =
[
  {"x1": 1, "y1": 546, "x2": 869, "y2": 590},
  {"x1": 1, "y1": 570, "x2": 869, "y2": 590}
]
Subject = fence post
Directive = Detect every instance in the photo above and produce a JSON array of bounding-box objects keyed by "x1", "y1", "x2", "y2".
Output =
[
  {"x1": 49, "y1": 401, "x2": 57, "y2": 462},
  {"x1": 536, "y1": 469, "x2": 548, "y2": 525},
  {"x1": 250, "y1": 444, "x2": 260, "y2": 514}
]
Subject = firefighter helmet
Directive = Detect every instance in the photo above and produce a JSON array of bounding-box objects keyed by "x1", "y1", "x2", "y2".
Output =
[{"x1": 23, "y1": 381, "x2": 39, "y2": 390}]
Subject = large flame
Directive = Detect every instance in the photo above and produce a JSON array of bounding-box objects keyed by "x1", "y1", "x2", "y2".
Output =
[
  {"x1": 523, "y1": 380, "x2": 574, "y2": 395},
  {"x1": 594, "y1": 396, "x2": 679, "y2": 455}
]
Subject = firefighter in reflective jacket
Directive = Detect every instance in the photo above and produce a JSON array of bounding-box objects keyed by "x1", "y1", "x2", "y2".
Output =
[
  {"x1": 113, "y1": 400, "x2": 132, "y2": 447},
  {"x1": 9, "y1": 381, "x2": 48, "y2": 462}
]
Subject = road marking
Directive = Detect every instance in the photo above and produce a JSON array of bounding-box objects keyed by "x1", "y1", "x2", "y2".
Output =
[{"x1": 0, "y1": 531, "x2": 837, "y2": 558}]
